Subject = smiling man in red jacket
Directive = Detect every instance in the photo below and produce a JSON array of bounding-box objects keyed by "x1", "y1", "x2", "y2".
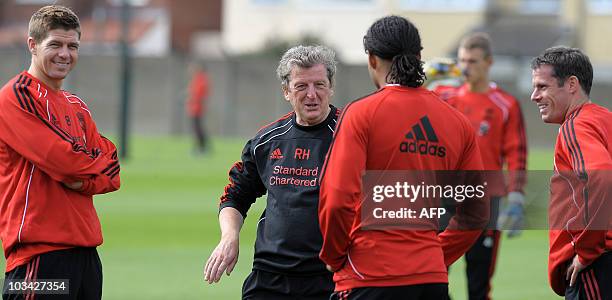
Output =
[
  {"x1": 531, "y1": 46, "x2": 611, "y2": 300},
  {"x1": 0, "y1": 5, "x2": 120, "y2": 299}
]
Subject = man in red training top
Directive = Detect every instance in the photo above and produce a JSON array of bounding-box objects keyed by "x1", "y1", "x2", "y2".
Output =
[
  {"x1": 186, "y1": 61, "x2": 210, "y2": 154},
  {"x1": 531, "y1": 46, "x2": 611, "y2": 300},
  {"x1": 0, "y1": 5, "x2": 120, "y2": 299},
  {"x1": 432, "y1": 32, "x2": 528, "y2": 300},
  {"x1": 318, "y1": 15, "x2": 489, "y2": 299}
]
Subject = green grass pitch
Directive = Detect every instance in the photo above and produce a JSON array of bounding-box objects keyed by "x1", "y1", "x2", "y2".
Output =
[{"x1": 0, "y1": 136, "x2": 561, "y2": 299}]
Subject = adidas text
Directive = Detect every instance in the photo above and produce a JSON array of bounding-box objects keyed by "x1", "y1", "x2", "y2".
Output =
[{"x1": 399, "y1": 141, "x2": 446, "y2": 157}]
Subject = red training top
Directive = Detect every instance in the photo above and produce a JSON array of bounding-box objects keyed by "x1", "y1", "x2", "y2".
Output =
[
  {"x1": 319, "y1": 85, "x2": 488, "y2": 291},
  {"x1": 434, "y1": 83, "x2": 527, "y2": 196},
  {"x1": 0, "y1": 71, "x2": 120, "y2": 272},
  {"x1": 548, "y1": 103, "x2": 612, "y2": 296},
  {"x1": 187, "y1": 70, "x2": 209, "y2": 117}
]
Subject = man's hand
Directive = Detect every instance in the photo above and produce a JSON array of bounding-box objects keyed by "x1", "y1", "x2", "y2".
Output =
[
  {"x1": 498, "y1": 191, "x2": 525, "y2": 238},
  {"x1": 566, "y1": 255, "x2": 587, "y2": 287},
  {"x1": 63, "y1": 181, "x2": 83, "y2": 190},
  {"x1": 204, "y1": 236, "x2": 239, "y2": 284}
]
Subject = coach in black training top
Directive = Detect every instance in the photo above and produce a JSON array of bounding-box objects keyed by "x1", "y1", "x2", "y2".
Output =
[{"x1": 204, "y1": 45, "x2": 339, "y2": 300}]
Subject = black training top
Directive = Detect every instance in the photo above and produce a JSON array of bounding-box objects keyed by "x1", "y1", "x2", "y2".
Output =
[{"x1": 219, "y1": 105, "x2": 340, "y2": 275}]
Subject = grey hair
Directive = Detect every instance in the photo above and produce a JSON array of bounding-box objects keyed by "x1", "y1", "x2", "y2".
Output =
[{"x1": 276, "y1": 45, "x2": 337, "y2": 89}]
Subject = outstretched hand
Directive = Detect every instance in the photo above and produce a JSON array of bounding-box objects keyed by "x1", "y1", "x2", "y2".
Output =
[{"x1": 204, "y1": 236, "x2": 239, "y2": 284}]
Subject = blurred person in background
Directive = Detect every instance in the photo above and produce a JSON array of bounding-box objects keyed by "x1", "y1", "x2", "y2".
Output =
[
  {"x1": 531, "y1": 46, "x2": 611, "y2": 300},
  {"x1": 0, "y1": 5, "x2": 121, "y2": 299},
  {"x1": 318, "y1": 15, "x2": 489, "y2": 300},
  {"x1": 186, "y1": 61, "x2": 210, "y2": 155},
  {"x1": 431, "y1": 32, "x2": 528, "y2": 300},
  {"x1": 203, "y1": 45, "x2": 339, "y2": 300}
]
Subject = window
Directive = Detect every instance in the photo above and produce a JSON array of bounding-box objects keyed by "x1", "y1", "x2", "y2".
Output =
[
  {"x1": 589, "y1": 0, "x2": 612, "y2": 14},
  {"x1": 519, "y1": 0, "x2": 561, "y2": 15},
  {"x1": 399, "y1": 0, "x2": 486, "y2": 12}
]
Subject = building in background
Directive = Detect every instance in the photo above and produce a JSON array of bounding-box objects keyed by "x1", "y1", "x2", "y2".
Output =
[
  {"x1": 2, "y1": 0, "x2": 610, "y2": 67},
  {"x1": 0, "y1": 0, "x2": 222, "y2": 57},
  {"x1": 0, "y1": 0, "x2": 610, "y2": 143},
  {"x1": 1, "y1": 0, "x2": 610, "y2": 62},
  {"x1": 222, "y1": 0, "x2": 612, "y2": 65}
]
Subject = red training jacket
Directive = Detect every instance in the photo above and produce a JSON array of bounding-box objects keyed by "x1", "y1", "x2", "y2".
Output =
[
  {"x1": 0, "y1": 71, "x2": 120, "y2": 272},
  {"x1": 186, "y1": 70, "x2": 209, "y2": 117},
  {"x1": 548, "y1": 103, "x2": 612, "y2": 296},
  {"x1": 434, "y1": 83, "x2": 527, "y2": 196},
  {"x1": 319, "y1": 85, "x2": 488, "y2": 291}
]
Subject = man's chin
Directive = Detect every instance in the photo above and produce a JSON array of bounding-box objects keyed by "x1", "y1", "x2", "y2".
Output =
[
  {"x1": 49, "y1": 72, "x2": 69, "y2": 80},
  {"x1": 541, "y1": 115, "x2": 560, "y2": 124},
  {"x1": 304, "y1": 109, "x2": 322, "y2": 117},
  {"x1": 301, "y1": 114, "x2": 325, "y2": 125}
]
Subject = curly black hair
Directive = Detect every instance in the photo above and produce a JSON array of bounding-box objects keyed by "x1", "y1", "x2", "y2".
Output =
[{"x1": 363, "y1": 15, "x2": 425, "y2": 87}]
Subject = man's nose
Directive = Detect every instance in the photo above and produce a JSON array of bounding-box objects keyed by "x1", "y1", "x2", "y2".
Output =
[
  {"x1": 530, "y1": 90, "x2": 540, "y2": 102},
  {"x1": 306, "y1": 84, "x2": 316, "y2": 98},
  {"x1": 58, "y1": 46, "x2": 70, "y2": 58}
]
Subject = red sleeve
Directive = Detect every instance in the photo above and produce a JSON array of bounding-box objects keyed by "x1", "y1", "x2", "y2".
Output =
[
  {"x1": 503, "y1": 99, "x2": 528, "y2": 192},
  {"x1": 439, "y1": 119, "x2": 489, "y2": 266},
  {"x1": 318, "y1": 102, "x2": 368, "y2": 270},
  {"x1": 560, "y1": 117, "x2": 612, "y2": 266},
  {"x1": 73, "y1": 104, "x2": 120, "y2": 195},
  {"x1": 76, "y1": 135, "x2": 121, "y2": 196},
  {"x1": 0, "y1": 83, "x2": 118, "y2": 184}
]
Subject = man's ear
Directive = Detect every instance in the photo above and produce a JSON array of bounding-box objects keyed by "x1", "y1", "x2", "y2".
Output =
[
  {"x1": 27, "y1": 37, "x2": 36, "y2": 55},
  {"x1": 282, "y1": 86, "x2": 290, "y2": 101},
  {"x1": 368, "y1": 53, "x2": 377, "y2": 70},
  {"x1": 485, "y1": 55, "x2": 493, "y2": 68},
  {"x1": 566, "y1": 76, "x2": 580, "y2": 94}
]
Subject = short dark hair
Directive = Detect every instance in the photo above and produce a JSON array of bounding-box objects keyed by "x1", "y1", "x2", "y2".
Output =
[
  {"x1": 459, "y1": 32, "x2": 492, "y2": 58},
  {"x1": 29, "y1": 5, "x2": 81, "y2": 43},
  {"x1": 363, "y1": 15, "x2": 425, "y2": 87},
  {"x1": 531, "y1": 46, "x2": 593, "y2": 96}
]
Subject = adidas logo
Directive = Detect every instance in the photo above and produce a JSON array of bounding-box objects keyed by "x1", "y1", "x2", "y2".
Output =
[
  {"x1": 270, "y1": 148, "x2": 284, "y2": 159},
  {"x1": 400, "y1": 116, "x2": 446, "y2": 157}
]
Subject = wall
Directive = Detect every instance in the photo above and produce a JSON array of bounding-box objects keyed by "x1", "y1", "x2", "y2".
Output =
[{"x1": 2, "y1": 49, "x2": 612, "y2": 148}]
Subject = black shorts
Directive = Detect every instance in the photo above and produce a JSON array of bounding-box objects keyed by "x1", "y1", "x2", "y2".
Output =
[
  {"x1": 242, "y1": 269, "x2": 334, "y2": 300},
  {"x1": 2, "y1": 247, "x2": 102, "y2": 300},
  {"x1": 565, "y1": 251, "x2": 612, "y2": 300},
  {"x1": 331, "y1": 283, "x2": 448, "y2": 300}
]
